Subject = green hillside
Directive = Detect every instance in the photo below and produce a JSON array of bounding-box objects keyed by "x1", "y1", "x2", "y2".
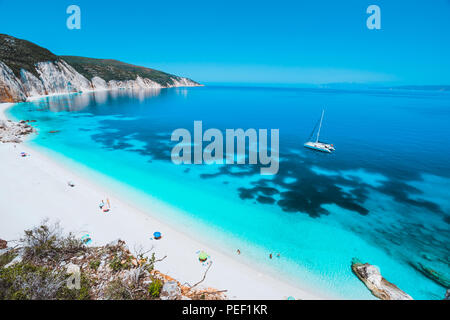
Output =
[
  {"x1": 61, "y1": 56, "x2": 192, "y2": 86},
  {"x1": 0, "y1": 34, "x2": 58, "y2": 78}
]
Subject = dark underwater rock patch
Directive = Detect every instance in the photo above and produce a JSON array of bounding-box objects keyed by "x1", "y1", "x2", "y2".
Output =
[
  {"x1": 88, "y1": 120, "x2": 445, "y2": 220},
  {"x1": 256, "y1": 195, "x2": 276, "y2": 204}
]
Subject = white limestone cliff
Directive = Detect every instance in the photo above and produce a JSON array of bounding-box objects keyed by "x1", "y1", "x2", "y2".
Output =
[
  {"x1": 0, "y1": 61, "x2": 27, "y2": 102},
  {"x1": 0, "y1": 59, "x2": 200, "y2": 103},
  {"x1": 91, "y1": 76, "x2": 107, "y2": 90},
  {"x1": 35, "y1": 60, "x2": 92, "y2": 95},
  {"x1": 20, "y1": 69, "x2": 46, "y2": 97}
]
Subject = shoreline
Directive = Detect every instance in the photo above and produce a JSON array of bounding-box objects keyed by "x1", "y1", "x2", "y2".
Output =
[
  {"x1": 16, "y1": 84, "x2": 203, "y2": 103},
  {"x1": 0, "y1": 102, "x2": 333, "y2": 300}
]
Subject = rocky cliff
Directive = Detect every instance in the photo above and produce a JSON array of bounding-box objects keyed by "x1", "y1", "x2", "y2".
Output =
[{"x1": 0, "y1": 34, "x2": 201, "y2": 103}]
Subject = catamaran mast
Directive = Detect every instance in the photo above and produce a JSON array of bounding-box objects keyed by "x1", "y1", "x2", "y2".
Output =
[{"x1": 316, "y1": 109, "x2": 324, "y2": 142}]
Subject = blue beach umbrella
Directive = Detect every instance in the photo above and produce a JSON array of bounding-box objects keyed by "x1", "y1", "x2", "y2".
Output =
[
  {"x1": 153, "y1": 231, "x2": 162, "y2": 239},
  {"x1": 81, "y1": 234, "x2": 92, "y2": 245}
]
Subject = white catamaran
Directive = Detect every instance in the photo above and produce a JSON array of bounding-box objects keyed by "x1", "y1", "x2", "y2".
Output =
[{"x1": 304, "y1": 110, "x2": 335, "y2": 153}]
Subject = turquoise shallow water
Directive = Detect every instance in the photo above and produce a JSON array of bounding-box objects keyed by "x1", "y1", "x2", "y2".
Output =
[{"x1": 7, "y1": 86, "x2": 450, "y2": 299}]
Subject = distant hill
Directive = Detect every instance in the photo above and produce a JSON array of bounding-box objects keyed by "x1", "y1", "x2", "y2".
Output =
[
  {"x1": 61, "y1": 56, "x2": 192, "y2": 87},
  {"x1": 318, "y1": 83, "x2": 450, "y2": 92},
  {"x1": 0, "y1": 34, "x2": 200, "y2": 103},
  {"x1": 384, "y1": 85, "x2": 450, "y2": 92}
]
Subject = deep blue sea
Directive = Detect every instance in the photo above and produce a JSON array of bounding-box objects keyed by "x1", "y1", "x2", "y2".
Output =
[{"x1": 8, "y1": 86, "x2": 450, "y2": 299}]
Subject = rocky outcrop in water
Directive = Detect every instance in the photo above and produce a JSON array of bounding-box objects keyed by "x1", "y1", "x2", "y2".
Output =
[
  {"x1": 409, "y1": 261, "x2": 450, "y2": 289},
  {"x1": 0, "y1": 119, "x2": 34, "y2": 143},
  {"x1": 351, "y1": 258, "x2": 413, "y2": 300}
]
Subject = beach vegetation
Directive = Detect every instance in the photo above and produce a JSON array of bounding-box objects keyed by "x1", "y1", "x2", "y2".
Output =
[
  {"x1": 0, "y1": 261, "x2": 92, "y2": 300},
  {"x1": 89, "y1": 259, "x2": 100, "y2": 271},
  {"x1": 109, "y1": 254, "x2": 132, "y2": 272},
  {"x1": 104, "y1": 279, "x2": 133, "y2": 300},
  {"x1": 0, "y1": 262, "x2": 63, "y2": 299},
  {"x1": 19, "y1": 220, "x2": 86, "y2": 264},
  {"x1": 0, "y1": 249, "x2": 17, "y2": 268},
  {"x1": 0, "y1": 222, "x2": 225, "y2": 300},
  {"x1": 109, "y1": 256, "x2": 123, "y2": 272},
  {"x1": 144, "y1": 252, "x2": 156, "y2": 272},
  {"x1": 57, "y1": 272, "x2": 91, "y2": 300},
  {"x1": 148, "y1": 277, "x2": 163, "y2": 298}
]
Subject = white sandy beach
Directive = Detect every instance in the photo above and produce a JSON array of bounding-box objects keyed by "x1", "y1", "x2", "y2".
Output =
[{"x1": 0, "y1": 102, "x2": 329, "y2": 300}]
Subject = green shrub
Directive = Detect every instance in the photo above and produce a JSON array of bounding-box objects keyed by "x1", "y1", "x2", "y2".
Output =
[
  {"x1": 19, "y1": 220, "x2": 85, "y2": 263},
  {"x1": 0, "y1": 262, "x2": 65, "y2": 300},
  {"x1": 109, "y1": 256, "x2": 123, "y2": 272},
  {"x1": 109, "y1": 254, "x2": 132, "y2": 272},
  {"x1": 56, "y1": 273, "x2": 91, "y2": 300},
  {"x1": 148, "y1": 278, "x2": 163, "y2": 298},
  {"x1": 104, "y1": 279, "x2": 132, "y2": 300},
  {"x1": 146, "y1": 253, "x2": 156, "y2": 272},
  {"x1": 0, "y1": 261, "x2": 92, "y2": 300},
  {"x1": 89, "y1": 260, "x2": 100, "y2": 271},
  {"x1": 0, "y1": 250, "x2": 17, "y2": 268}
]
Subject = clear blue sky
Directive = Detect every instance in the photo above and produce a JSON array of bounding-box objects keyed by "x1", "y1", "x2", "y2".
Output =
[{"x1": 1, "y1": 0, "x2": 449, "y2": 85}]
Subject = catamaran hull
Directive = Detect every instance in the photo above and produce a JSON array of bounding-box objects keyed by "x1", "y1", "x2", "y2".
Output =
[{"x1": 304, "y1": 142, "x2": 334, "y2": 153}]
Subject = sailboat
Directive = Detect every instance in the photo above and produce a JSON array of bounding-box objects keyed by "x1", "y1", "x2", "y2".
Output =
[{"x1": 304, "y1": 110, "x2": 335, "y2": 153}]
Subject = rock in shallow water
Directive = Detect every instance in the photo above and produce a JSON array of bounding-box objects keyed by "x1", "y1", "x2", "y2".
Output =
[
  {"x1": 351, "y1": 258, "x2": 413, "y2": 300},
  {"x1": 408, "y1": 261, "x2": 450, "y2": 289}
]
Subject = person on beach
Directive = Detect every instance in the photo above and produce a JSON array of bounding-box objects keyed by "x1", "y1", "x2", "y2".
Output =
[
  {"x1": 237, "y1": 249, "x2": 241, "y2": 255},
  {"x1": 269, "y1": 253, "x2": 273, "y2": 259},
  {"x1": 99, "y1": 200, "x2": 104, "y2": 209}
]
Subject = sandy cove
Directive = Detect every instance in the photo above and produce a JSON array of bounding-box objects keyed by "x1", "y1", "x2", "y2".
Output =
[{"x1": 0, "y1": 102, "x2": 330, "y2": 300}]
